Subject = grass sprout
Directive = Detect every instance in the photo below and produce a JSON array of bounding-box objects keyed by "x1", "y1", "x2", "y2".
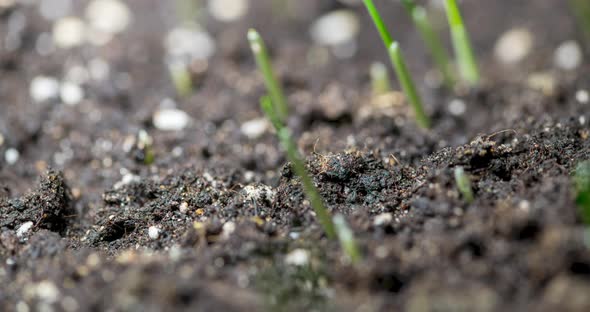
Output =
[
  {"x1": 277, "y1": 128, "x2": 337, "y2": 239},
  {"x1": 370, "y1": 62, "x2": 391, "y2": 96},
  {"x1": 333, "y1": 214, "x2": 362, "y2": 264},
  {"x1": 168, "y1": 62, "x2": 193, "y2": 97},
  {"x1": 389, "y1": 42, "x2": 431, "y2": 128},
  {"x1": 248, "y1": 29, "x2": 289, "y2": 122},
  {"x1": 454, "y1": 166, "x2": 474, "y2": 203},
  {"x1": 575, "y1": 160, "x2": 590, "y2": 224},
  {"x1": 569, "y1": 0, "x2": 590, "y2": 51},
  {"x1": 444, "y1": 0, "x2": 480, "y2": 85},
  {"x1": 362, "y1": 0, "x2": 431, "y2": 128},
  {"x1": 401, "y1": 0, "x2": 455, "y2": 88}
]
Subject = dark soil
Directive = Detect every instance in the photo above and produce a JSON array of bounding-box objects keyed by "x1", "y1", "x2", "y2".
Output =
[{"x1": 1, "y1": 0, "x2": 590, "y2": 311}]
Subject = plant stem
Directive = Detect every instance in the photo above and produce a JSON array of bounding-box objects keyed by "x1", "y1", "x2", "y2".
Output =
[
  {"x1": 248, "y1": 29, "x2": 289, "y2": 122},
  {"x1": 575, "y1": 160, "x2": 590, "y2": 225},
  {"x1": 569, "y1": 0, "x2": 590, "y2": 52},
  {"x1": 363, "y1": 0, "x2": 394, "y2": 48},
  {"x1": 277, "y1": 128, "x2": 336, "y2": 239},
  {"x1": 370, "y1": 62, "x2": 391, "y2": 96},
  {"x1": 333, "y1": 214, "x2": 362, "y2": 264},
  {"x1": 388, "y1": 42, "x2": 430, "y2": 128},
  {"x1": 444, "y1": 0, "x2": 480, "y2": 85},
  {"x1": 454, "y1": 166, "x2": 474, "y2": 203},
  {"x1": 401, "y1": 1, "x2": 455, "y2": 88}
]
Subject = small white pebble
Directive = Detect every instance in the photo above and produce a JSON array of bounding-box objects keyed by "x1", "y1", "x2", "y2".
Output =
[
  {"x1": 30, "y1": 76, "x2": 60, "y2": 102},
  {"x1": 5, "y1": 148, "x2": 19, "y2": 165},
  {"x1": 113, "y1": 173, "x2": 140, "y2": 189},
  {"x1": 221, "y1": 221, "x2": 236, "y2": 240},
  {"x1": 448, "y1": 99, "x2": 467, "y2": 116},
  {"x1": 576, "y1": 90, "x2": 589, "y2": 104},
  {"x1": 153, "y1": 108, "x2": 190, "y2": 131},
  {"x1": 310, "y1": 10, "x2": 359, "y2": 46},
  {"x1": 373, "y1": 213, "x2": 393, "y2": 226},
  {"x1": 16, "y1": 221, "x2": 34, "y2": 238},
  {"x1": 36, "y1": 280, "x2": 60, "y2": 303},
  {"x1": 494, "y1": 28, "x2": 533, "y2": 64},
  {"x1": 285, "y1": 248, "x2": 310, "y2": 266},
  {"x1": 554, "y1": 40, "x2": 583, "y2": 70},
  {"x1": 580, "y1": 116, "x2": 586, "y2": 126},
  {"x1": 179, "y1": 202, "x2": 189, "y2": 214},
  {"x1": 240, "y1": 118, "x2": 269, "y2": 140},
  {"x1": 86, "y1": 0, "x2": 131, "y2": 35},
  {"x1": 518, "y1": 200, "x2": 531, "y2": 212},
  {"x1": 148, "y1": 226, "x2": 160, "y2": 240},
  {"x1": 165, "y1": 27, "x2": 216, "y2": 61},
  {"x1": 208, "y1": 0, "x2": 249, "y2": 22},
  {"x1": 52, "y1": 17, "x2": 86, "y2": 49},
  {"x1": 60, "y1": 82, "x2": 84, "y2": 106}
]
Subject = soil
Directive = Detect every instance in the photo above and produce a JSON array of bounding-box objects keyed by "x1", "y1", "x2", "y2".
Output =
[{"x1": 1, "y1": 0, "x2": 590, "y2": 311}]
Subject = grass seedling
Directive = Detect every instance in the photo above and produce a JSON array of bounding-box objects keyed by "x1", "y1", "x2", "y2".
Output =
[
  {"x1": 569, "y1": 0, "x2": 590, "y2": 51},
  {"x1": 389, "y1": 42, "x2": 431, "y2": 128},
  {"x1": 370, "y1": 62, "x2": 391, "y2": 96},
  {"x1": 575, "y1": 160, "x2": 590, "y2": 225},
  {"x1": 362, "y1": 0, "x2": 431, "y2": 128},
  {"x1": 454, "y1": 166, "x2": 474, "y2": 203},
  {"x1": 333, "y1": 214, "x2": 362, "y2": 264},
  {"x1": 259, "y1": 91, "x2": 336, "y2": 238},
  {"x1": 401, "y1": 0, "x2": 455, "y2": 88},
  {"x1": 277, "y1": 128, "x2": 337, "y2": 239},
  {"x1": 248, "y1": 29, "x2": 289, "y2": 122},
  {"x1": 168, "y1": 61, "x2": 193, "y2": 98},
  {"x1": 444, "y1": 0, "x2": 480, "y2": 86}
]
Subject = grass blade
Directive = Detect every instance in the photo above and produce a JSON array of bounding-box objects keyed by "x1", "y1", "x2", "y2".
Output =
[
  {"x1": 277, "y1": 128, "x2": 336, "y2": 239},
  {"x1": 569, "y1": 0, "x2": 590, "y2": 52},
  {"x1": 248, "y1": 29, "x2": 289, "y2": 122},
  {"x1": 454, "y1": 166, "x2": 474, "y2": 203},
  {"x1": 444, "y1": 0, "x2": 480, "y2": 85},
  {"x1": 575, "y1": 160, "x2": 590, "y2": 225},
  {"x1": 333, "y1": 214, "x2": 362, "y2": 264},
  {"x1": 401, "y1": 1, "x2": 455, "y2": 88},
  {"x1": 388, "y1": 42, "x2": 430, "y2": 128},
  {"x1": 363, "y1": 0, "x2": 394, "y2": 48}
]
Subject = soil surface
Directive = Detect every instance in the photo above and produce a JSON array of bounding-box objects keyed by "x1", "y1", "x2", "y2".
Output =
[{"x1": 1, "y1": 0, "x2": 590, "y2": 311}]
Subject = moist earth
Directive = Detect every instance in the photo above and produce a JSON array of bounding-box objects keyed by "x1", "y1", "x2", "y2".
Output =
[{"x1": 1, "y1": 0, "x2": 590, "y2": 311}]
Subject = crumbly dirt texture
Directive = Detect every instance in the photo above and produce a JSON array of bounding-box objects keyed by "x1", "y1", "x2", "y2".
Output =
[{"x1": 1, "y1": 0, "x2": 590, "y2": 311}]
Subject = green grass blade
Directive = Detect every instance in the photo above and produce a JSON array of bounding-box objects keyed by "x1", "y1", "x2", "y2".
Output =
[
  {"x1": 260, "y1": 95, "x2": 284, "y2": 131},
  {"x1": 363, "y1": 0, "x2": 394, "y2": 48},
  {"x1": 569, "y1": 0, "x2": 590, "y2": 51},
  {"x1": 277, "y1": 128, "x2": 336, "y2": 239},
  {"x1": 333, "y1": 214, "x2": 362, "y2": 264},
  {"x1": 575, "y1": 160, "x2": 590, "y2": 225},
  {"x1": 402, "y1": 2, "x2": 456, "y2": 88},
  {"x1": 444, "y1": 0, "x2": 480, "y2": 85},
  {"x1": 388, "y1": 42, "x2": 430, "y2": 128},
  {"x1": 454, "y1": 166, "x2": 474, "y2": 203},
  {"x1": 248, "y1": 29, "x2": 289, "y2": 122}
]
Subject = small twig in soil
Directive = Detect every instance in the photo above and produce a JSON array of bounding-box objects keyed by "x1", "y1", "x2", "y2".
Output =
[
  {"x1": 454, "y1": 166, "x2": 474, "y2": 203},
  {"x1": 362, "y1": 0, "x2": 431, "y2": 128},
  {"x1": 401, "y1": 0, "x2": 456, "y2": 89},
  {"x1": 575, "y1": 160, "x2": 590, "y2": 224},
  {"x1": 444, "y1": 0, "x2": 480, "y2": 86},
  {"x1": 333, "y1": 214, "x2": 362, "y2": 264},
  {"x1": 248, "y1": 29, "x2": 289, "y2": 122}
]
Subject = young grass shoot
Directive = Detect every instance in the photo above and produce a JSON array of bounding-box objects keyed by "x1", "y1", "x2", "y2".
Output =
[
  {"x1": 333, "y1": 214, "x2": 362, "y2": 264},
  {"x1": 454, "y1": 166, "x2": 474, "y2": 203},
  {"x1": 362, "y1": 0, "x2": 431, "y2": 128},
  {"x1": 401, "y1": 0, "x2": 455, "y2": 88},
  {"x1": 444, "y1": 0, "x2": 480, "y2": 86},
  {"x1": 575, "y1": 160, "x2": 590, "y2": 225},
  {"x1": 370, "y1": 62, "x2": 391, "y2": 96},
  {"x1": 569, "y1": 0, "x2": 590, "y2": 51},
  {"x1": 248, "y1": 29, "x2": 289, "y2": 122}
]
